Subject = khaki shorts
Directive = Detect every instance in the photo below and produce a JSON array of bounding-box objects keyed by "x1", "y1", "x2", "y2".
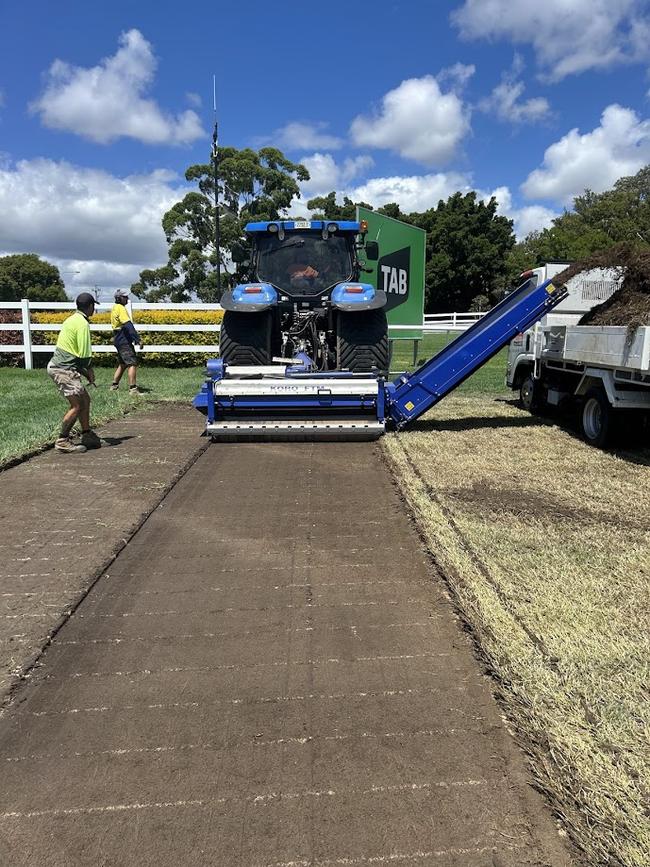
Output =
[{"x1": 47, "y1": 363, "x2": 87, "y2": 399}]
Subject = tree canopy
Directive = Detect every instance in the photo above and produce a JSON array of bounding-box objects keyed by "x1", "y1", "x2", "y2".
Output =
[
  {"x1": 133, "y1": 143, "x2": 650, "y2": 312},
  {"x1": 414, "y1": 193, "x2": 514, "y2": 311},
  {"x1": 0, "y1": 254, "x2": 67, "y2": 302},
  {"x1": 505, "y1": 165, "x2": 650, "y2": 286},
  {"x1": 132, "y1": 146, "x2": 309, "y2": 302},
  {"x1": 310, "y1": 189, "x2": 514, "y2": 311}
]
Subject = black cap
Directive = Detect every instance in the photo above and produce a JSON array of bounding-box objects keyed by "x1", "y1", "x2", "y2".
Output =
[{"x1": 76, "y1": 292, "x2": 96, "y2": 311}]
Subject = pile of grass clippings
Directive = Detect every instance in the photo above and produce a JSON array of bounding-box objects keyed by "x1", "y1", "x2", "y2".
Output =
[{"x1": 553, "y1": 243, "x2": 650, "y2": 327}]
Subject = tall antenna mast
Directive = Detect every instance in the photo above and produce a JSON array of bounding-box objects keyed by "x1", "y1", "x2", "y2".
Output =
[{"x1": 212, "y1": 74, "x2": 221, "y2": 297}]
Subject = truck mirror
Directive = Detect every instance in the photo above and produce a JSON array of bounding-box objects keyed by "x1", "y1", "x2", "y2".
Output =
[{"x1": 365, "y1": 241, "x2": 379, "y2": 261}]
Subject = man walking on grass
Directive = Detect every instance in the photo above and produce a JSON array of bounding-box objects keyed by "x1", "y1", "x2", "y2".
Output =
[
  {"x1": 47, "y1": 292, "x2": 102, "y2": 454},
  {"x1": 110, "y1": 290, "x2": 143, "y2": 395}
]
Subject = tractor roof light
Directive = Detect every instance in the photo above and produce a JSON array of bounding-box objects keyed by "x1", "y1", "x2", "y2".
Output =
[
  {"x1": 268, "y1": 223, "x2": 279, "y2": 233},
  {"x1": 327, "y1": 222, "x2": 338, "y2": 233},
  {"x1": 244, "y1": 286, "x2": 262, "y2": 294},
  {"x1": 360, "y1": 219, "x2": 368, "y2": 233},
  {"x1": 346, "y1": 286, "x2": 364, "y2": 294}
]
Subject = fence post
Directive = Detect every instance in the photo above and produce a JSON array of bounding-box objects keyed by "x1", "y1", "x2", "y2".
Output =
[{"x1": 20, "y1": 298, "x2": 33, "y2": 370}]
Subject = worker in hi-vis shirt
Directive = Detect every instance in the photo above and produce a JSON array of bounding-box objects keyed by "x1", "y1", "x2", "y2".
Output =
[
  {"x1": 110, "y1": 290, "x2": 143, "y2": 395},
  {"x1": 46, "y1": 292, "x2": 102, "y2": 454}
]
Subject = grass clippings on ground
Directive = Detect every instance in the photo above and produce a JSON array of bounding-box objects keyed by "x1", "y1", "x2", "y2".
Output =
[{"x1": 383, "y1": 394, "x2": 650, "y2": 867}]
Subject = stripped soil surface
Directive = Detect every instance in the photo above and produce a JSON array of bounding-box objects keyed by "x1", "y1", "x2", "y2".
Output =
[
  {"x1": 0, "y1": 405, "x2": 206, "y2": 701},
  {"x1": 0, "y1": 439, "x2": 573, "y2": 866}
]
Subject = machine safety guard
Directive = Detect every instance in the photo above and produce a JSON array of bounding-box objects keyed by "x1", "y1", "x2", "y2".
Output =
[{"x1": 194, "y1": 277, "x2": 568, "y2": 440}]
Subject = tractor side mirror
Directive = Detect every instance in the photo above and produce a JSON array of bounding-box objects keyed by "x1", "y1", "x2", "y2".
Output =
[
  {"x1": 364, "y1": 241, "x2": 379, "y2": 261},
  {"x1": 230, "y1": 241, "x2": 249, "y2": 264}
]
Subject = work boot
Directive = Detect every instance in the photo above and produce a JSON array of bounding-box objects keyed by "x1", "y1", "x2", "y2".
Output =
[
  {"x1": 80, "y1": 429, "x2": 102, "y2": 449},
  {"x1": 129, "y1": 386, "x2": 142, "y2": 396},
  {"x1": 109, "y1": 382, "x2": 119, "y2": 391},
  {"x1": 55, "y1": 437, "x2": 87, "y2": 454}
]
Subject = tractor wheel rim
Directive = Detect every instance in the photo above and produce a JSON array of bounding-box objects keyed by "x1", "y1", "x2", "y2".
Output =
[
  {"x1": 583, "y1": 398, "x2": 602, "y2": 440},
  {"x1": 521, "y1": 378, "x2": 533, "y2": 409}
]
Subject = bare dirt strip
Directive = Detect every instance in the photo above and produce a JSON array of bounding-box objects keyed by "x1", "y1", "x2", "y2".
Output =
[
  {"x1": 0, "y1": 438, "x2": 573, "y2": 866},
  {"x1": 0, "y1": 404, "x2": 206, "y2": 700}
]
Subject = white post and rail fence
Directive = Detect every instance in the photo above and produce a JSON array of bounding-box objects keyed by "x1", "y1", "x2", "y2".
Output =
[{"x1": 0, "y1": 299, "x2": 485, "y2": 370}]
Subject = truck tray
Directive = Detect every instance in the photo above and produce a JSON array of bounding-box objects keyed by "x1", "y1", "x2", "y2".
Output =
[{"x1": 543, "y1": 325, "x2": 650, "y2": 372}]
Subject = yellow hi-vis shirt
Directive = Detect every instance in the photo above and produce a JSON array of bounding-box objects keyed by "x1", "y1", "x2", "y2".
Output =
[
  {"x1": 50, "y1": 311, "x2": 92, "y2": 372},
  {"x1": 110, "y1": 303, "x2": 131, "y2": 331}
]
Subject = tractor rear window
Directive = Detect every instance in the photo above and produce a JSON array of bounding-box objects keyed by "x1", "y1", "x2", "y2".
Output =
[{"x1": 255, "y1": 232, "x2": 353, "y2": 295}]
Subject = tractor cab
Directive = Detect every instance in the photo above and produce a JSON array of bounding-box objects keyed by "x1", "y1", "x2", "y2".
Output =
[
  {"x1": 219, "y1": 220, "x2": 388, "y2": 372},
  {"x1": 254, "y1": 228, "x2": 353, "y2": 298}
]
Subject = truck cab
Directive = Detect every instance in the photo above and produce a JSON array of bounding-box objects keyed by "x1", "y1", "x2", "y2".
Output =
[{"x1": 506, "y1": 262, "x2": 620, "y2": 407}]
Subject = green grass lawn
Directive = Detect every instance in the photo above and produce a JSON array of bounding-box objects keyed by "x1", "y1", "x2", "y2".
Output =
[
  {"x1": 0, "y1": 339, "x2": 509, "y2": 465},
  {"x1": 390, "y1": 333, "x2": 508, "y2": 393},
  {"x1": 0, "y1": 366, "x2": 201, "y2": 465}
]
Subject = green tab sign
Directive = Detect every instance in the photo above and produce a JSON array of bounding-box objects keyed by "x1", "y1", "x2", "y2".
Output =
[{"x1": 357, "y1": 206, "x2": 425, "y2": 339}]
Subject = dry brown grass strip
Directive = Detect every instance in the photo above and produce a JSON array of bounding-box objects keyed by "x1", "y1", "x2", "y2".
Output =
[{"x1": 383, "y1": 395, "x2": 650, "y2": 867}]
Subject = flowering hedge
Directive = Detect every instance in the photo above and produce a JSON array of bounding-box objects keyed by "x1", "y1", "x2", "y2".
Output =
[
  {"x1": 31, "y1": 309, "x2": 224, "y2": 367},
  {"x1": 0, "y1": 311, "x2": 22, "y2": 367}
]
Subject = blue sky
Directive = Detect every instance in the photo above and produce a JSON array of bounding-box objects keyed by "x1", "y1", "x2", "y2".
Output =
[{"x1": 1, "y1": 0, "x2": 649, "y2": 296}]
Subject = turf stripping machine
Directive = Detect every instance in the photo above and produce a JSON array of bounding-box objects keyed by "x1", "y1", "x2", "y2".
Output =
[{"x1": 194, "y1": 274, "x2": 568, "y2": 440}]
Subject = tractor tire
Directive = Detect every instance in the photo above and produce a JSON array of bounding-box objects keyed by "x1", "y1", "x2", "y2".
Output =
[
  {"x1": 220, "y1": 310, "x2": 272, "y2": 365},
  {"x1": 337, "y1": 309, "x2": 389, "y2": 375}
]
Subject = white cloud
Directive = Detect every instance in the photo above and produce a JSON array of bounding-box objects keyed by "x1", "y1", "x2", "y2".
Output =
[
  {"x1": 290, "y1": 169, "x2": 471, "y2": 218},
  {"x1": 186, "y1": 91, "x2": 202, "y2": 108},
  {"x1": 350, "y1": 75, "x2": 471, "y2": 166},
  {"x1": 347, "y1": 172, "x2": 473, "y2": 212},
  {"x1": 522, "y1": 104, "x2": 650, "y2": 203},
  {"x1": 484, "y1": 186, "x2": 558, "y2": 238},
  {"x1": 46, "y1": 259, "x2": 144, "y2": 300},
  {"x1": 31, "y1": 29, "x2": 204, "y2": 145},
  {"x1": 293, "y1": 169, "x2": 557, "y2": 238},
  {"x1": 267, "y1": 121, "x2": 344, "y2": 151},
  {"x1": 300, "y1": 153, "x2": 340, "y2": 194},
  {"x1": 299, "y1": 152, "x2": 374, "y2": 196},
  {"x1": 0, "y1": 158, "x2": 185, "y2": 271},
  {"x1": 437, "y1": 62, "x2": 476, "y2": 90},
  {"x1": 480, "y1": 56, "x2": 550, "y2": 123},
  {"x1": 452, "y1": 0, "x2": 650, "y2": 81}
]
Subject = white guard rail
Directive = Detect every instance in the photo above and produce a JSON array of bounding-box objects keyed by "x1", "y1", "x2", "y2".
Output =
[{"x1": 0, "y1": 300, "x2": 484, "y2": 369}]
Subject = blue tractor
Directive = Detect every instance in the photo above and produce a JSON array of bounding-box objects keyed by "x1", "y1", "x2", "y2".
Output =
[{"x1": 220, "y1": 219, "x2": 388, "y2": 373}]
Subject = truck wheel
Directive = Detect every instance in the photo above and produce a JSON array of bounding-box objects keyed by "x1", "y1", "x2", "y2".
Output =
[
  {"x1": 580, "y1": 389, "x2": 616, "y2": 448},
  {"x1": 519, "y1": 374, "x2": 535, "y2": 411},
  {"x1": 519, "y1": 373, "x2": 545, "y2": 413},
  {"x1": 220, "y1": 310, "x2": 272, "y2": 365},
  {"x1": 337, "y1": 309, "x2": 389, "y2": 375}
]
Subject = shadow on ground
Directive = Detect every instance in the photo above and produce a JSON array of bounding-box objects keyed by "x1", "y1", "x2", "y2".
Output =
[
  {"x1": 100, "y1": 435, "x2": 137, "y2": 447},
  {"x1": 407, "y1": 414, "x2": 552, "y2": 434},
  {"x1": 403, "y1": 400, "x2": 650, "y2": 465}
]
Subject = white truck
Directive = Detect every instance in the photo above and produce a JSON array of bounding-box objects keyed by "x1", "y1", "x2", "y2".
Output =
[{"x1": 506, "y1": 262, "x2": 650, "y2": 447}]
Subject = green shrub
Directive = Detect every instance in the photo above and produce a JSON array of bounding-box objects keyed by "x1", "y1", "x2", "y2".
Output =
[{"x1": 31, "y1": 309, "x2": 224, "y2": 367}]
